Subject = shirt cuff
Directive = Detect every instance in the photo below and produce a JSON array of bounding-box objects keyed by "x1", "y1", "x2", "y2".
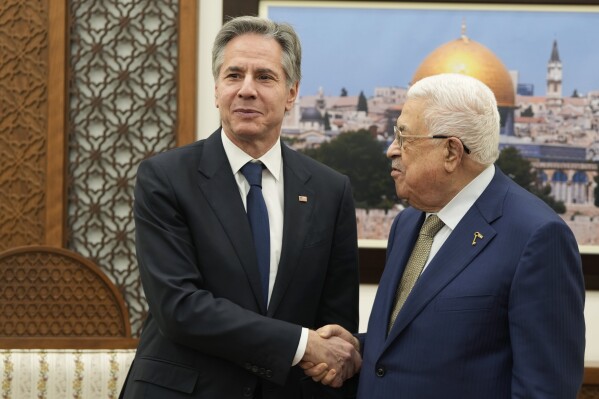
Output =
[{"x1": 291, "y1": 327, "x2": 308, "y2": 366}]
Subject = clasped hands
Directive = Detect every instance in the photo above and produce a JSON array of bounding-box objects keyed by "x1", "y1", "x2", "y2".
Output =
[{"x1": 299, "y1": 324, "x2": 361, "y2": 388}]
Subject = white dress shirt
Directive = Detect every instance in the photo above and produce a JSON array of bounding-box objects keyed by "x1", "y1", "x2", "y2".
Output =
[
  {"x1": 221, "y1": 131, "x2": 308, "y2": 366},
  {"x1": 423, "y1": 164, "x2": 495, "y2": 272}
]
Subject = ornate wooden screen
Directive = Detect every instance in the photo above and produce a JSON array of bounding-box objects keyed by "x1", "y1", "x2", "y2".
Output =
[
  {"x1": 1, "y1": 0, "x2": 197, "y2": 339},
  {"x1": 67, "y1": 0, "x2": 175, "y2": 337},
  {"x1": 0, "y1": 246, "x2": 136, "y2": 349},
  {"x1": 0, "y1": 1, "x2": 50, "y2": 251}
]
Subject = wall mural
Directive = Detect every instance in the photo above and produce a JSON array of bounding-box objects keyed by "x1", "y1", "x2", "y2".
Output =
[{"x1": 261, "y1": 1, "x2": 599, "y2": 252}]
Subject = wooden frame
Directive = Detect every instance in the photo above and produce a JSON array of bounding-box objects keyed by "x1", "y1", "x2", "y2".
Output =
[
  {"x1": 46, "y1": 0, "x2": 68, "y2": 247},
  {"x1": 585, "y1": 361, "x2": 599, "y2": 385},
  {"x1": 223, "y1": 0, "x2": 599, "y2": 18},
  {"x1": 178, "y1": 0, "x2": 198, "y2": 146}
]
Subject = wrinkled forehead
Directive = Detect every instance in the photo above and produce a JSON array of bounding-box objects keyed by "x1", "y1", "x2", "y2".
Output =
[
  {"x1": 397, "y1": 98, "x2": 428, "y2": 134},
  {"x1": 222, "y1": 35, "x2": 284, "y2": 75}
]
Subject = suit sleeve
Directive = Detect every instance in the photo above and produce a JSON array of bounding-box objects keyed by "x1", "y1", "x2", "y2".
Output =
[
  {"x1": 134, "y1": 159, "x2": 301, "y2": 386},
  {"x1": 509, "y1": 219, "x2": 585, "y2": 397},
  {"x1": 358, "y1": 212, "x2": 401, "y2": 356},
  {"x1": 314, "y1": 176, "x2": 360, "y2": 333}
]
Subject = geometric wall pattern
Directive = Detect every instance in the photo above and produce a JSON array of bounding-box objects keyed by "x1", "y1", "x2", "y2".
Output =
[
  {"x1": 0, "y1": 247, "x2": 132, "y2": 340},
  {"x1": 0, "y1": 0, "x2": 48, "y2": 252},
  {"x1": 67, "y1": 0, "x2": 178, "y2": 336}
]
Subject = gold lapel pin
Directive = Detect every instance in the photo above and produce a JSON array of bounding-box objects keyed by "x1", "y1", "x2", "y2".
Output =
[
  {"x1": 472, "y1": 232, "x2": 484, "y2": 246},
  {"x1": 298, "y1": 195, "x2": 308, "y2": 203}
]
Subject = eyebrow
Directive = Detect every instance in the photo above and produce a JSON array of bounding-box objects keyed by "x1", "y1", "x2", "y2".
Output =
[
  {"x1": 256, "y1": 67, "x2": 280, "y2": 78},
  {"x1": 224, "y1": 66, "x2": 280, "y2": 77},
  {"x1": 224, "y1": 66, "x2": 243, "y2": 73}
]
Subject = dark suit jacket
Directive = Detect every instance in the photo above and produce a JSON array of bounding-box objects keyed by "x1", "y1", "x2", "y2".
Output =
[
  {"x1": 357, "y1": 167, "x2": 585, "y2": 399},
  {"x1": 120, "y1": 130, "x2": 359, "y2": 398}
]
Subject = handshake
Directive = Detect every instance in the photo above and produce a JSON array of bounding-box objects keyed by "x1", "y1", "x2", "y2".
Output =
[{"x1": 299, "y1": 324, "x2": 362, "y2": 388}]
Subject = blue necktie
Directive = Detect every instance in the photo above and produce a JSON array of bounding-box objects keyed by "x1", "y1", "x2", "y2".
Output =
[{"x1": 240, "y1": 162, "x2": 270, "y2": 308}]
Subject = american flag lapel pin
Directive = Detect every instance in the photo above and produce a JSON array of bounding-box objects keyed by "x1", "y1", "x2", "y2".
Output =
[{"x1": 298, "y1": 195, "x2": 308, "y2": 203}]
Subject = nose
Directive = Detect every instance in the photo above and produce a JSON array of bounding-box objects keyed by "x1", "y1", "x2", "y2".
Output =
[
  {"x1": 387, "y1": 137, "x2": 401, "y2": 159},
  {"x1": 238, "y1": 76, "x2": 257, "y2": 99}
]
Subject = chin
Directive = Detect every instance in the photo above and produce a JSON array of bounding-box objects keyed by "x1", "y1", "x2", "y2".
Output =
[
  {"x1": 395, "y1": 189, "x2": 410, "y2": 205},
  {"x1": 394, "y1": 186, "x2": 405, "y2": 199},
  {"x1": 230, "y1": 126, "x2": 262, "y2": 137}
]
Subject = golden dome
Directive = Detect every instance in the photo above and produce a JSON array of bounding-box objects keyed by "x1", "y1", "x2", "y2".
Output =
[{"x1": 411, "y1": 35, "x2": 515, "y2": 107}]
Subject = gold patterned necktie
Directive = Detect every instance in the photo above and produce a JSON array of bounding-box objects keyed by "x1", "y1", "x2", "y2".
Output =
[{"x1": 388, "y1": 214, "x2": 445, "y2": 333}]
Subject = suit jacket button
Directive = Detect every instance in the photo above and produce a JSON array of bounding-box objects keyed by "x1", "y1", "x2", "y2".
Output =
[
  {"x1": 251, "y1": 365, "x2": 259, "y2": 373},
  {"x1": 376, "y1": 366, "x2": 385, "y2": 377},
  {"x1": 243, "y1": 387, "x2": 253, "y2": 397},
  {"x1": 265, "y1": 369, "x2": 272, "y2": 378}
]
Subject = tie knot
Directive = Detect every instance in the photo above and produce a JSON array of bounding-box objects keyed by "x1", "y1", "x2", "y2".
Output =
[
  {"x1": 420, "y1": 214, "x2": 444, "y2": 237},
  {"x1": 241, "y1": 162, "x2": 263, "y2": 187}
]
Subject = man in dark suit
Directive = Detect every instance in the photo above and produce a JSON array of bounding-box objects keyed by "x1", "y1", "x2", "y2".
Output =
[
  {"x1": 119, "y1": 16, "x2": 360, "y2": 398},
  {"x1": 304, "y1": 73, "x2": 585, "y2": 398}
]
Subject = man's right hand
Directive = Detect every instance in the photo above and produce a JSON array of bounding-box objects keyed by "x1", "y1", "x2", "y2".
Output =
[
  {"x1": 317, "y1": 324, "x2": 360, "y2": 352},
  {"x1": 299, "y1": 326, "x2": 361, "y2": 387}
]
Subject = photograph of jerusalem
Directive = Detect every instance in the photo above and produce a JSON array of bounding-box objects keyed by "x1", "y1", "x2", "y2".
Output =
[{"x1": 263, "y1": 2, "x2": 599, "y2": 248}]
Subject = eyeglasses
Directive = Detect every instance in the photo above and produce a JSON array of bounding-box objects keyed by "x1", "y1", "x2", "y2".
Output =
[{"x1": 393, "y1": 126, "x2": 471, "y2": 154}]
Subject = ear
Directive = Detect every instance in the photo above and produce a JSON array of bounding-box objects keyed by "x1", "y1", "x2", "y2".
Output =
[
  {"x1": 285, "y1": 81, "x2": 299, "y2": 112},
  {"x1": 444, "y1": 137, "x2": 464, "y2": 173}
]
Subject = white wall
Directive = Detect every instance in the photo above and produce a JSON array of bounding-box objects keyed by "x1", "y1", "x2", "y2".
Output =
[
  {"x1": 359, "y1": 284, "x2": 599, "y2": 361},
  {"x1": 585, "y1": 291, "x2": 599, "y2": 361},
  {"x1": 197, "y1": 0, "x2": 222, "y2": 140}
]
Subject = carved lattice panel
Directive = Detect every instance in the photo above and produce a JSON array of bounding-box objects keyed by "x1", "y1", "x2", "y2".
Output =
[
  {"x1": 67, "y1": 0, "x2": 178, "y2": 337},
  {"x1": 0, "y1": 246, "x2": 131, "y2": 339},
  {"x1": 0, "y1": 0, "x2": 48, "y2": 251}
]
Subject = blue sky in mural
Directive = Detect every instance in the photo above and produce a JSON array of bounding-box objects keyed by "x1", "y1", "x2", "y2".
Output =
[{"x1": 265, "y1": 5, "x2": 599, "y2": 98}]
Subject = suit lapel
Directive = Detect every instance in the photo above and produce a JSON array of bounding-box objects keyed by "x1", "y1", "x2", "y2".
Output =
[
  {"x1": 384, "y1": 169, "x2": 509, "y2": 349},
  {"x1": 196, "y1": 130, "x2": 266, "y2": 313},
  {"x1": 267, "y1": 145, "x2": 314, "y2": 316},
  {"x1": 367, "y1": 210, "x2": 422, "y2": 348}
]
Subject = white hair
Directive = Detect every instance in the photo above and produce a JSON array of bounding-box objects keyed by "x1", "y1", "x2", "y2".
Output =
[{"x1": 407, "y1": 73, "x2": 500, "y2": 165}]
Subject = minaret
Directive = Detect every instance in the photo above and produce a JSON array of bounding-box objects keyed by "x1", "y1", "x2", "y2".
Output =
[
  {"x1": 461, "y1": 17, "x2": 469, "y2": 43},
  {"x1": 546, "y1": 40, "x2": 563, "y2": 106},
  {"x1": 316, "y1": 86, "x2": 326, "y2": 116}
]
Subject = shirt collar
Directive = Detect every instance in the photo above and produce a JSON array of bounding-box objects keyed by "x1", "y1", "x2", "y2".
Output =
[
  {"x1": 433, "y1": 164, "x2": 495, "y2": 230},
  {"x1": 221, "y1": 129, "x2": 282, "y2": 181}
]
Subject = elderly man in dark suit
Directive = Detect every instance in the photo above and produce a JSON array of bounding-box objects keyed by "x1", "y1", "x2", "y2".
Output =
[
  {"x1": 305, "y1": 73, "x2": 585, "y2": 398},
  {"x1": 119, "y1": 16, "x2": 360, "y2": 399}
]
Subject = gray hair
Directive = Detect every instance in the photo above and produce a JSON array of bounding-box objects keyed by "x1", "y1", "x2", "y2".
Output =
[
  {"x1": 212, "y1": 16, "x2": 302, "y2": 88},
  {"x1": 407, "y1": 73, "x2": 500, "y2": 165}
]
